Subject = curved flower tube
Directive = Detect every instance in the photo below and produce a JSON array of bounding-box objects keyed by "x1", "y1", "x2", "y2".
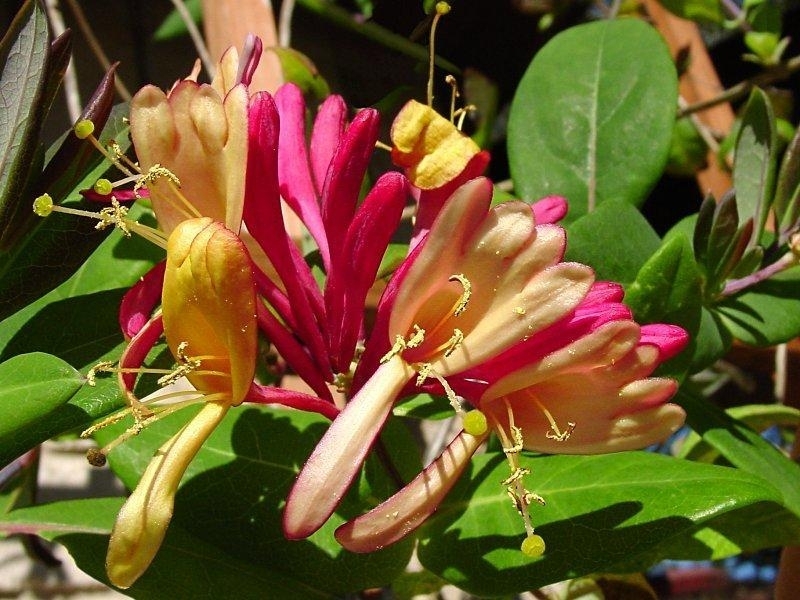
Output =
[
  {"x1": 283, "y1": 176, "x2": 596, "y2": 539},
  {"x1": 333, "y1": 295, "x2": 688, "y2": 553},
  {"x1": 105, "y1": 217, "x2": 257, "y2": 588}
]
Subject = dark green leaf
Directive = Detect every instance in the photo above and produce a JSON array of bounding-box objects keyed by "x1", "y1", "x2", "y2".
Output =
[
  {"x1": 0, "y1": 100, "x2": 131, "y2": 321},
  {"x1": 624, "y1": 234, "x2": 703, "y2": 378},
  {"x1": 774, "y1": 118, "x2": 800, "y2": 237},
  {"x1": 693, "y1": 196, "x2": 716, "y2": 265},
  {"x1": 92, "y1": 405, "x2": 418, "y2": 595},
  {"x1": 0, "y1": 498, "x2": 332, "y2": 599},
  {"x1": 0, "y1": 352, "x2": 82, "y2": 442},
  {"x1": 0, "y1": 0, "x2": 50, "y2": 247},
  {"x1": 394, "y1": 393, "x2": 453, "y2": 420},
  {"x1": 704, "y1": 193, "x2": 740, "y2": 289},
  {"x1": 715, "y1": 264, "x2": 800, "y2": 345},
  {"x1": 678, "y1": 387, "x2": 800, "y2": 514},
  {"x1": 564, "y1": 199, "x2": 661, "y2": 284},
  {"x1": 733, "y1": 88, "x2": 777, "y2": 246},
  {"x1": 508, "y1": 19, "x2": 677, "y2": 221},
  {"x1": 418, "y1": 451, "x2": 795, "y2": 596}
]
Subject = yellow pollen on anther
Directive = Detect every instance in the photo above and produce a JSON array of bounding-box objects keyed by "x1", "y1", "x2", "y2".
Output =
[
  {"x1": 86, "y1": 361, "x2": 116, "y2": 386},
  {"x1": 380, "y1": 325, "x2": 426, "y2": 363},
  {"x1": 449, "y1": 273, "x2": 472, "y2": 316},
  {"x1": 443, "y1": 328, "x2": 464, "y2": 357},
  {"x1": 406, "y1": 324, "x2": 426, "y2": 348},
  {"x1": 415, "y1": 363, "x2": 464, "y2": 415},
  {"x1": 134, "y1": 164, "x2": 182, "y2": 199},
  {"x1": 533, "y1": 398, "x2": 575, "y2": 442},
  {"x1": 514, "y1": 306, "x2": 526, "y2": 316}
]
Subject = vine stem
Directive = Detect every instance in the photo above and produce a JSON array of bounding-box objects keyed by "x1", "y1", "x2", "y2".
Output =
[
  {"x1": 678, "y1": 54, "x2": 800, "y2": 118},
  {"x1": 721, "y1": 251, "x2": 798, "y2": 297}
]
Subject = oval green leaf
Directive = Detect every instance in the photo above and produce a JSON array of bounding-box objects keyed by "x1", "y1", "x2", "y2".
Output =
[
  {"x1": 0, "y1": 352, "x2": 82, "y2": 442},
  {"x1": 508, "y1": 19, "x2": 677, "y2": 221}
]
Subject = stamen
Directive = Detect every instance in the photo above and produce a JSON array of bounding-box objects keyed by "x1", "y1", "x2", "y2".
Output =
[
  {"x1": 134, "y1": 164, "x2": 181, "y2": 199},
  {"x1": 533, "y1": 399, "x2": 575, "y2": 442},
  {"x1": 501, "y1": 466, "x2": 531, "y2": 487},
  {"x1": 445, "y1": 74, "x2": 460, "y2": 122},
  {"x1": 448, "y1": 274, "x2": 471, "y2": 316},
  {"x1": 415, "y1": 363, "x2": 463, "y2": 414},
  {"x1": 86, "y1": 360, "x2": 116, "y2": 386},
  {"x1": 33, "y1": 194, "x2": 168, "y2": 249},
  {"x1": 426, "y1": 1, "x2": 452, "y2": 106},
  {"x1": 73, "y1": 120, "x2": 137, "y2": 178},
  {"x1": 443, "y1": 328, "x2": 464, "y2": 357},
  {"x1": 453, "y1": 104, "x2": 477, "y2": 131},
  {"x1": 380, "y1": 325, "x2": 426, "y2": 363}
]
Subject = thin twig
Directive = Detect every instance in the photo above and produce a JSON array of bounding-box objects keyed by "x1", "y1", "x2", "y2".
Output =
[
  {"x1": 43, "y1": 0, "x2": 81, "y2": 121},
  {"x1": 678, "y1": 54, "x2": 800, "y2": 117},
  {"x1": 278, "y1": 0, "x2": 295, "y2": 47},
  {"x1": 62, "y1": 0, "x2": 132, "y2": 100},
  {"x1": 169, "y1": 0, "x2": 215, "y2": 78}
]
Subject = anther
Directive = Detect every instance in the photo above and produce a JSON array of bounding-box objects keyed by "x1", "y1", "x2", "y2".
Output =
[
  {"x1": 501, "y1": 466, "x2": 531, "y2": 487},
  {"x1": 443, "y1": 328, "x2": 464, "y2": 357},
  {"x1": 416, "y1": 363, "x2": 463, "y2": 414},
  {"x1": 93, "y1": 178, "x2": 114, "y2": 196},
  {"x1": 406, "y1": 324, "x2": 426, "y2": 348},
  {"x1": 503, "y1": 425, "x2": 524, "y2": 455},
  {"x1": 74, "y1": 119, "x2": 95, "y2": 139},
  {"x1": 462, "y1": 409, "x2": 488, "y2": 436},
  {"x1": 449, "y1": 274, "x2": 472, "y2": 316},
  {"x1": 86, "y1": 448, "x2": 107, "y2": 467},
  {"x1": 521, "y1": 534, "x2": 545, "y2": 558},
  {"x1": 546, "y1": 421, "x2": 576, "y2": 442},
  {"x1": 134, "y1": 164, "x2": 182, "y2": 198},
  {"x1": 86, "y1": 360, "x2": 116, "y2": 386}
]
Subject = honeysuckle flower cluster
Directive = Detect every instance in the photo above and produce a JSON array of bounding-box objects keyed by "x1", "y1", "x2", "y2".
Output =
[{"x1": 33, "y1": 35, "x2": 688, "y2": 589}]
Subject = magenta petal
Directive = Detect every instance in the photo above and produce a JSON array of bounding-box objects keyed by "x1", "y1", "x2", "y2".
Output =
[
  {"x1": 325, "y1": 172, "x2": 408, "y2": 372},
  {"x1": 119, "y1": 262, "x2": 166, "y2": 339},
  {"x1": 117, "y1": 314, "x2": 164, "y2": 394},
  {"x1": 283, "y1": 356, "x2": 412, "y2": 539},
  {"x1": 274, "y1": 84, "x2": 330, "y2": 267},
  {"x1": 310, "y1": 94, "x2": 346, "y2": 193},
  {"x1": 81, "y1": 189, "x2": 143, "y2": 202},
  {"x1": 246, "y1": 382, "x2": 339, "y2": 420},
  {"x1": 246, "y1": 92, "x2": 330, "y2": 373},
  {"x1": 335, "y1": 429, "x2": 485, "y2": 553},
  {"x1": 639, "y1": 324, "x2": 689, "y2": 361},
  {"x1": 256, "y1": 303, "x2": 333, "y2": 402},
  {"x1": 531, "y1": 195, "x2": 568, "y2": 224},
  {"x1": 320, "y1": 108, "x2": 380, "y2": 265}
]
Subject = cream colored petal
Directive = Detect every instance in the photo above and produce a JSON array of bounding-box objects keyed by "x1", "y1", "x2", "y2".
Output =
[
  {"x1": 222, "y1": 84, "x2": 249, "y2": 233},
  {"x1": 106, "y1": 401, "x2": 229, "y2": 588}
]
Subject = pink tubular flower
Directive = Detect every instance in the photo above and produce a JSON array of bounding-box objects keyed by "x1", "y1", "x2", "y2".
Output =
[
  {"x1": 334, "y1": 289, "x2": 688, "y2": 553},
  {"x1": 283, "y1": 176, "x2": 600, "y2": 539}
]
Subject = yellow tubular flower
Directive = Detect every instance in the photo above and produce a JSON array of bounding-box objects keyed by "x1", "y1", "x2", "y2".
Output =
[{"x1": 105, "y1": 217, "x2": 257, "y2": 588}]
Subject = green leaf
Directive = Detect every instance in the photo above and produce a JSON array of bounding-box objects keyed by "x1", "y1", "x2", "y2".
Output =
[
  {"x1": 508, "y1": 19, "x2": 677, "y2": 221},
  {"x1": 564, "y1": 199, "x2": 661, "y2": 284},
  {"x1": 678, "y1": 387, "x2": 800, "y2": 514},
  {"x1": 624, "y1": 234, "x2": 703, "y2": 378},
  {"x1": 92, "y1": 405, "x2": 418, "y2": 596},
  {"x1": 418, "y1": 451, "x2": 795, "y2": 596},
  {"x1": 0, "y1": 103, "x2": 132, "y2": 321},
  {"x1": 0, "y1": 219, "x2": 161, "y2": 465},
  {"x1": 268, "y1": 48, "x2": 330, "y2": 101},
  {"x1": 153, "y1": 0, "x2": 201, "y2": 41},
  {"x1": 715, "y1": 264, "x2": 800, "y2": 345},
  {"x1": 0, "y1": 498, "x2": 333, "y2": 599},
  {"x1": 659, "y1": 0, "x2": 725, "y2": 23},
  {"x1": 774, "y1": 118, "x2": 800, "y2": 236},
  {"x1": 0, "y1": 352, "x2": 82, "y2": 442},
  {"x1": 733, "y1": 88, "x2": 777, "y2": 246},
  {"x1": 0, "y1": 0, "x2": 50, "y2": 246},
  {"x1": 680, "y1": 403, "x2": 800, "y2": 463},
  {"x1": 394, "y1": 393, "x2": 453, "y2": 420}
]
